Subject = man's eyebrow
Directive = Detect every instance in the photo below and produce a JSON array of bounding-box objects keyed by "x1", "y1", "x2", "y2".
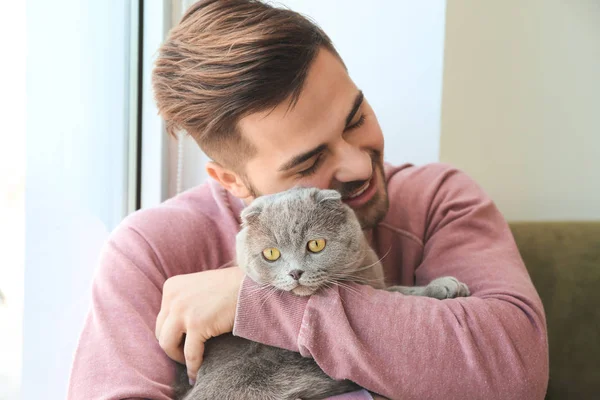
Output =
[
  {"x1": 278, "y1": 144, "x2": 328, "y2": 172},
  {"x1": 345, "y1": 90, "x2": 364, "y2": 127},
  {"x1": 278, "y1": 91, "x2": 363, "y2": 173}
]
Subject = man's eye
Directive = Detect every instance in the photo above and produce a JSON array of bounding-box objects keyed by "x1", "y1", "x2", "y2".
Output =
[
  {"x1": 298, "y1": 154, "x2": 323, "y2": 177},
  {"x1": 346, "y1": 115, "x2": 366, "y2": 131}
]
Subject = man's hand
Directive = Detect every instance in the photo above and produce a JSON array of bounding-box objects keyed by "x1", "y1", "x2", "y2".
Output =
[{"x1": 155, "y1": 266, "x2": 245, "y2": 382}]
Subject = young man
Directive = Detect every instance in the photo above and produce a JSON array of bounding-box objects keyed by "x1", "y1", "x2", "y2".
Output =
[{"x1": 68, "y1": 1, "x2": 549, "y2": 399}]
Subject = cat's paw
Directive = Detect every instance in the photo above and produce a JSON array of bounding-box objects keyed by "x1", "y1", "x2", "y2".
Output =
[{"x1": 424, "y1": 276, "x2": 470, "y2": 299}]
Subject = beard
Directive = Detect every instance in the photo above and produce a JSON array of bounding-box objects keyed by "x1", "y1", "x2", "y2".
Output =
[{"x1": 244, "y1": 150, "x2": 389, "y2": 230}]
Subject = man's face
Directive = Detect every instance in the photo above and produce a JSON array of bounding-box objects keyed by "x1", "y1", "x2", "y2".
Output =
[{"x1": 238, "y1": 49, "x2": 388, "y2": 229}]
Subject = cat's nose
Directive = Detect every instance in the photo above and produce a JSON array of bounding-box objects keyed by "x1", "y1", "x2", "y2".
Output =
[{"x1": 288, "y1": 269, "x2": 304, "y2": 281}]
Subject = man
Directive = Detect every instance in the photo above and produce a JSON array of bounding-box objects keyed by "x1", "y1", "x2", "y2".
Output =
[{"x1": 67, "y1": 1, "x2": 549, "y2": 399}]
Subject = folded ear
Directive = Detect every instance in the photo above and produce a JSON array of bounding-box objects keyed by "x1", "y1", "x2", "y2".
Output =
[
  {"x1": 240, "y1": 198, "x2": 265, "y2": 226},
  {"x1": 313, "y1": 189, "x2": 342, "y2": 204}
]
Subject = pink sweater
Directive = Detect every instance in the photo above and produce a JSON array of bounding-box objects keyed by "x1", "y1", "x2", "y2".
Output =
[{"x1": 67, "y1": 163, "x2": 549, "y2": 400}]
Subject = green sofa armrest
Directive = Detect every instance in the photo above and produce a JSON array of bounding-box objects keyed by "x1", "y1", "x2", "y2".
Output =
[{"x1": 509, "y1": 222, "x2": 600, "y2": 399}]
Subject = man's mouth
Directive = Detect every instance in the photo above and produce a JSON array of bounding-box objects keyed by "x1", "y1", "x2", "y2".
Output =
[
  {"x1": 342, "y1": 179, "x2": 371, "y2": 200},
  {"x1": 340, "y1": 172, "x2": 378, "y2": 208}
]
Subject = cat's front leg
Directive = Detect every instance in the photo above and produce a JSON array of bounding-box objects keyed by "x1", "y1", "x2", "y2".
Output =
[{"x1": 387, "y1": 276, "x2": 470, "y2": 300}]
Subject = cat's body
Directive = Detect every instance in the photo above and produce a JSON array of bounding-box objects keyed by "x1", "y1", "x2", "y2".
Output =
[
  {"x1": 175, "y1": 188, "x2": 469, "y2": 400},
  {"x1": 174, "y1": 334, "x2": 360, "y2": 400}
]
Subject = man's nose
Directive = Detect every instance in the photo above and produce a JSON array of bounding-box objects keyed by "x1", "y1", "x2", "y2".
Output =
[{"x1": 333, "y1": 142, "x2": 372, "y2": 183}]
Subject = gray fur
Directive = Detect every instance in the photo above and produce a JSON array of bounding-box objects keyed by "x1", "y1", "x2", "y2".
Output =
[{"x1": 175, "y1": 187, "x2": 469, "y2": 399}]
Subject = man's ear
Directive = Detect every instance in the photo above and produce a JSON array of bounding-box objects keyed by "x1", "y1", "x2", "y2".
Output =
[{"x1": 206, "y1": 161, "x2": 252, "y2": 199}]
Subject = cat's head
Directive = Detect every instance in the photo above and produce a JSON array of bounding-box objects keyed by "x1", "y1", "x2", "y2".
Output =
[{"x1": 236, "y1": 187, "x2": 366, "y2": 296}]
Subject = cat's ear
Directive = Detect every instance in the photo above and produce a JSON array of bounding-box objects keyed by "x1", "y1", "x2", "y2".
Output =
[
  {"x1": 313, "y1": 189, "x2": 342, "y2": 204},
  {"x1": 240, "y1": 198, "x2": 264, "y2": 226}
]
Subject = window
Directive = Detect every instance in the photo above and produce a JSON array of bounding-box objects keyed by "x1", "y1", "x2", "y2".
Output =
[{"x1": 21, "y1": 1, "x2": 136, "y2": 398}]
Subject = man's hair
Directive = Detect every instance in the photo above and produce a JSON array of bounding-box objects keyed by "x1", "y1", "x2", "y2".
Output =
[{"x1": 152, "y1": 0, "x2": 341, "y2": 171}]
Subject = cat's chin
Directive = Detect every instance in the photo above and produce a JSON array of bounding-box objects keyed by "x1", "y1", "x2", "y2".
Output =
[{"x1": 290, "y1": 285, "x2": 317, "y2": 297}]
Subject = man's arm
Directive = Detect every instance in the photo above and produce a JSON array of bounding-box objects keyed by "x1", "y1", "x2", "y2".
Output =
[
  {"x1": 67, "y1": 224, "x2": 175, "y2": 400},
  {"x1": 233, "y1": 165, "x2": 549, "y2": 399}
]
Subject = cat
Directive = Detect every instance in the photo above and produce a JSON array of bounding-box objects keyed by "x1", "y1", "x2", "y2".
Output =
[{"x1": 174, "y1": 187, "x2": 470, "y2": 400}]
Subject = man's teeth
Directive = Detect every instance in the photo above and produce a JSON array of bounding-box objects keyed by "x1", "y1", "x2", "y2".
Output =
[{"x1": 347, "y1": 181, "x2": 370, "y2": 199}]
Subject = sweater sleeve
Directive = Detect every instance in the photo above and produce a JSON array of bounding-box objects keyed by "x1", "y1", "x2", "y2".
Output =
[
  {"x1": 233, "y1": 165, "x2": 549, "y2": 400},
  {"x1": 67, "y1": 224, "x2": 175, "y2": 400}
]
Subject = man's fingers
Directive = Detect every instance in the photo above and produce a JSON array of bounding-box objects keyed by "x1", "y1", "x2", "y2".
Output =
[
  {"x1": 155, "y1": 308, "x2": 167, "y2": 340},
  {"x1": 183, "y1": 332, "x2": 205, "y2": 382},
  {"x1": 157, "y1": 316, "x2": 186, "y2": 364},
  {"x1": 156, "y1": 277, "x2": 177, "y2": 339}
]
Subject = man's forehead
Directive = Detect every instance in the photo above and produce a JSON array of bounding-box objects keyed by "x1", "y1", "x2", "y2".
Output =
[{"x1": 238, "y1": 50, "x2": 355, "y2": 157}]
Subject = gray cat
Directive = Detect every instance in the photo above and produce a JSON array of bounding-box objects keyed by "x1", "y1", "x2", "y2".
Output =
[{"x1": 175, "y1": 187, "x2": 470, "y2": 400}]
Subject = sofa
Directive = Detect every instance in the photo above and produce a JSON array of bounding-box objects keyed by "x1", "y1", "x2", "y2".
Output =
[{"x1": 509, "y1": 222, "x2": 600, "y2": 399}]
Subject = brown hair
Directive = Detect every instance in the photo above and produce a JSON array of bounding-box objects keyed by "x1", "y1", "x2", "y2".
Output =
[{"x1": 152, "y1": 0, "x2": 342, "y2": 171}]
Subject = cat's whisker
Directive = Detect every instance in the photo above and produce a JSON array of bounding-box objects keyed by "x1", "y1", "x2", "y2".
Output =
[
  {"x1": 319, "y1": 277, "x2": 363, "y2": 297},
  {"x1": 254, "y1": 287, "x2": 272, "y2": 303},
  {"x1": 344, "y1": 247, "x2": 392, "y2": 274},
  {"x1": 325, "y1": 271, "x2": 376, "y2": 282},
  {"x1": 331, "y1": 281, "x2": 368, "y2": 301},
  {"x1": 322, "y1": 281, "x2": 348, "y2": 307},
  {"x1": 253, "y1": 282, "x2": 277, "y2": 297},
  {"x1": 334, "y1": 245, "x2": 394, "y2": 275},
  {"x1": 246, "y1": 281, "x2": 271, "y2": 290},
  {"x1": 259, "y1": 289, "x2": 273, "y2": 307},
  {"x1": 246, "y1": 283, "x2": 274, "y2": 295},
  {"x1": 331, "y1": 276, "x2": 382, "y2": 286},
  {"x1": 373, "y1": 245, "x2": 393, "y2": 264},
  {"x1": 258, "y1": 286, "x2": 280, "y2": 310},
  {"x1": 328, "y1": 272, "x2": 383, "y2": 283},
  {"x1": 328, "y1": 256, "x2": 374, "y2": 274}
]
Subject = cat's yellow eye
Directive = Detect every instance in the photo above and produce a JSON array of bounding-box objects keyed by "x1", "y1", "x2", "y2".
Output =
[
  {"x1": 307, "y1": 239, "x2": 326, "y2": 253},
  {"x1": 262, "y1": 247, "x2": 281, "y2": 261}
]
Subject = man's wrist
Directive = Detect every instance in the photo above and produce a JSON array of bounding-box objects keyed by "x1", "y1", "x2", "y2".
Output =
[{"x1": 233, "y1": 275, "x2": 308, "y2": 352}]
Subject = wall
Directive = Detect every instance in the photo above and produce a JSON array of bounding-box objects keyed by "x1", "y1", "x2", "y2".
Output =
[{"x1": 440, "y1": 0, "x2": 600, "y2": 221}]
